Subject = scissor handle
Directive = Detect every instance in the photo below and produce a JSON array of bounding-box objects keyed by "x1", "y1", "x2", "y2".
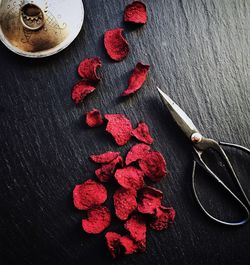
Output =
[{"x1": 192, "y1": 139, "x2": 250, "y2": 226}]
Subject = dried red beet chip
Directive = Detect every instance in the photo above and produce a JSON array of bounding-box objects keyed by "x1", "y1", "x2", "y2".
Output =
[
  {"x1": 122, "y1": 63, "x2": 149, "y2": 96},
  {"x1": 73, "y1": 179, "x2": 107, "y2": 210},
  {"x1": 78, "y1": 57, "x2": 102, "y2": 82},
  {"x1": 105, "y1": 232, "x2": 138, "y2": 258},
  {"x1": 139, "y1": 151, "x2": 167, "y2": 181},
  {"x1": 124, "y1": 1, "x2": 147, "y2": 24},
  {"x1": 115, "y1": 166, "x2": 144, "y2": 191},
  {"x1": 138, "y1": 186, "x2": 163, "y2": 214},
  {"x1": 71, "y1": 80, "x2": 96, "y2": 104},
  {"x1": 105, "y1": 232, "x2": 122, "y2": 258},
  {"x1": 104, "y1": 28, "x2": 129, "y2": 61},
  {"x1": 105, "y1": 114, "x2": 133, "y2": 146},
  {"x1": 124, "y1": 214, "x2": 146, "y2": 251},
  {"x1": 120, "y1": 236, "x2": 138, "y2": 255},
  {"x1": 132, "y1": 122, "x2": 154, "y2": 144},
  {"x1": 113, "y1": 188, "x2": 137, "y2": 220},
  {"x1": 149, "y1": 206, "x2": 176, "y2": 231},
  {"x1": 82, "y1": 206, "x2": 111, "y2": 234},
  {"x1": 85, "y1": 108, "x2": 103, "y2": 127},
  {"x1": 95, "y1": 156, "x2": 123, "y2": 182},
  {"x1": 90, "y1": 151, "x2": 120, "y2": 164},
  {"x1": 125, "y1": 143, "x2": 151, "y2": 165}
]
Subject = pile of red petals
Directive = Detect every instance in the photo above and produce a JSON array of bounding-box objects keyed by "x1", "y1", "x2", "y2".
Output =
[{"x1": 73, "y1": 112, "x2": 176, "y2": 258}]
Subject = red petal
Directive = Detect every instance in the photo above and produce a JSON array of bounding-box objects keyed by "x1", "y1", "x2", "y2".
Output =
[
  {"x1": 105, "y1": 114, "x2": 133, "y2": 146},
  {"x1": 78, "y1": 57, "x2": 102, "y2": 82},
  {"x1": 82, "y1": 206, "x2": 111, "y2": 234},
  {"x1": 73, "y1": 179, "x2": 107, "y2": 210},
  {"x1": 125, "y1": 143, "x2": 151, "y2": 165},
  {"x1": 122, "y1": 63, "x2": 149, "y2": 96},
  {"x1": 85, "y1": 108, "x2": 103, "y2": 127},
  {"x1": 90, "y1": 151, "x2": 120, "y2": 164},
  {"x1": 104, "y1": 28, "x2": 129, "y2": 61},
  {"x1": 124, "y1": 1, "x2": 147, "y2": 24},
  {"x1": 132, "y1": 122, "x2": 154, "y2": 144},
  {"x1": 72, "y1": 80, "x2": 96, "y2": 104}
]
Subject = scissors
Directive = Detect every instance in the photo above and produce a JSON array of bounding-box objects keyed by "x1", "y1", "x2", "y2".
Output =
[{"x1": 157, "y1": 87, "x2": 250, "y2": 226}]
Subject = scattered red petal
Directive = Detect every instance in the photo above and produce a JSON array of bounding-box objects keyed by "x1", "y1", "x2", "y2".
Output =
[
  {"x1": 71, "y1": 80, "x2": 96, "y2": 104},
  {"x1": 105, "y1": 114, "x2": 133, "y2": 146},
  {"x1": 122, "y1": 63, "x2": 149, "y2": 96},
  {"x1": 150, "y1": 206, "x2": 176, "y2": 231},
  {"x1": 132, "y1": 122, "x2": 153, "y2": 144},
  {"x1": 120, "y1": 236, "x2": 138, "y2": 255},
  {"x1": 115, "y1": 166, "x2": 144, "y2": 191},
  {"x1": 124, "y1": 1, "x2": 147, "y2": 24},
  {"x1": 124, "y1": 214, "x2": 146, "y2": 251},
  {"x1": 139, "y1": 151, "x2": 167, "y2": 181},
  {"x1": 95, "y1": 156, "x2": 123, "y2": 182},
  {"x1": 73, "y1": 179, "x2": 107, "y2": 210},
  {"x1": 85, "y1": 108, "x2": 103, "y2": 127},
  {"x1": 125, "y1": 143, "x2": 151, "y2": 165},
  {"x1": 138, "y1": 186, "x2": 163, "y2": 214},
  {"x1": 104, "y1": 28, "x2": 129, "y2": 61},
  {"x1": 105, "y1": 232, "x2": 122, "y2": 258},
  {"x1": 90, "y1": 151, "x2": 120, "y2": 164},
  {"x1": 78, "y1": 57, "x2": 102, "y2": 82},
  {"x1": 82, "y1": 206, "x2": 111, "y2": 234},
  {"x1": 113, "y1": 188, "x2": 137, "y2": 220}
]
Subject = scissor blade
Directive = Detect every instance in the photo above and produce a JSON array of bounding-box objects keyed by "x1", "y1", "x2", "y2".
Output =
[{"x1": 157, "y1": 87, "x2": 199, "y2": 140}]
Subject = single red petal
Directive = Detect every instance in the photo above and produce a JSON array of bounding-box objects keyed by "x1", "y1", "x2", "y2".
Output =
[
  {"x1": 105, "y1": 232, "x2": 122, "y2": 259},
  {"x1": 113, "y1": 188, "x2": 137, "y2": 220},
  {"x1": 137, "y1": 186, "x2": 163, "y2": 214},
  {"x1": 125, "y1": 143, "x2": 151, "y2": 165},
  {"x1": 78, "y1": 57, "x2": 102, "y2": 82},
  {"x1": 124, "y1": 214, "x2": 146, "y2": 251},
  {"x1": 85, "y1": 108, "x2": 103, "y2": 127},
  {"x1": 95, "y1": 156, "x2": 123, "y2": 182},
  {"x1": 105, "y1": 114, "x2": 133, "y2": 146},
  {"x1": 139, "y1": 151, "x2": 167, "y2": 181},
  {"x1": 73, "y1": 179, "x2": 107, "y2": 210},
  {"x1": 90, "y1": 151, "x2": 120, "y2": 164},
  {"x1": 71, "y1": 80, "x2": 96, "y2": 104},
  {"x1": 120, "y1": 236, "x2": 138, "y2": 255},
  {"x1": 122, "y1": 63, "x2": 149, "y2": 96},
  {"x1": 104, "y1": 28, "x2": 129, "y2": 61},
  {"x1": 115, "y1": 166, "x2": 144, "y2": 191},
  {"x1": 82, "y1": 206, "x2": 111, "y2": 234},
  {"x1": 149, "y1": 206, "x2": 176, "y2": 231},
  {"x1": 132, "y1": 122, "x2": 154, "y2": 144},
  {"x1": 124, "y1": 1, "x2": 147, "y2": 24}
]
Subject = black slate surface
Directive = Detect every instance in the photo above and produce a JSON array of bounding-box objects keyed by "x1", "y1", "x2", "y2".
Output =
[{"x1": 0, "y1": 0, "x2": 250, "y2": 265}]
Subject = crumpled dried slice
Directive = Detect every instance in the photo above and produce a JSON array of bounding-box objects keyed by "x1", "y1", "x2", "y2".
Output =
[
  {"x1": 137, "y1": 186, "x2": 163, "y2": 214},
  {"x1": 72, "y1": 80, "x2": 96, "y2": 104},
  {"x1": 95, "y1": 156, "x2": 123, "y2": 182},
  {"x1": 124, "y1": 1, "x2": 147, "y2": 24},
  {"x1": 105, "y1": 232, "x2": 138, "y2": 258},
  {"x1": 105, "y1": 114, "x2": 133, "y2": 146},
  {"x1": 125, "y1": 143, "x2": 151, "y2": 165},
  {"x1": 115, "y1": 166, "x2": 144, "y2": 191},
  {"x1": 122, "y1": 63, "x2": 150, "y2": 96},
  {"x1": 90, "y1": 151, "x2": 120, "y2": 164},
  {"x1": 73, "y1": 179, "x2": 107, "y2": 210},
  {"x1": 104, "y1": 28, "x2": 129, "y2": 61},
  {"x1": 105, "y1": 232, "x2": 122, "y2": 258},
  {"x1": 132, "y1": 122, "x2": 153, "y2": 144},
  {"x1": 82, "y1": 206, "x2": 111, "y2": 234},
  {"x1": 139, "y1": 151, "x2": 167, "y2": 181},
  {"x1": 78, "y1": 57, "x2": 102, "y2": 82},
  {"x1": 120, "y1": 235, "x2": 138, "y2": 255},
  {"x1": 124, "y1": 214, "x2": 146, "y2": 251},
  {"x1": 86, "y1": 109, "x2": 103, "y2": 127},
  {"x1": 113, "y1": 188, "x2": 137, "y2": 220},
  {"x1": 149, "y1": 206, "x2": 176, "y2": 231}
]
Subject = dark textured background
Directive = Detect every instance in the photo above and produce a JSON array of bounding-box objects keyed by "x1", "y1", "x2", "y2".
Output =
[{"x1": 0, "y1": 0, "x2": 250, "y2": 264}]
